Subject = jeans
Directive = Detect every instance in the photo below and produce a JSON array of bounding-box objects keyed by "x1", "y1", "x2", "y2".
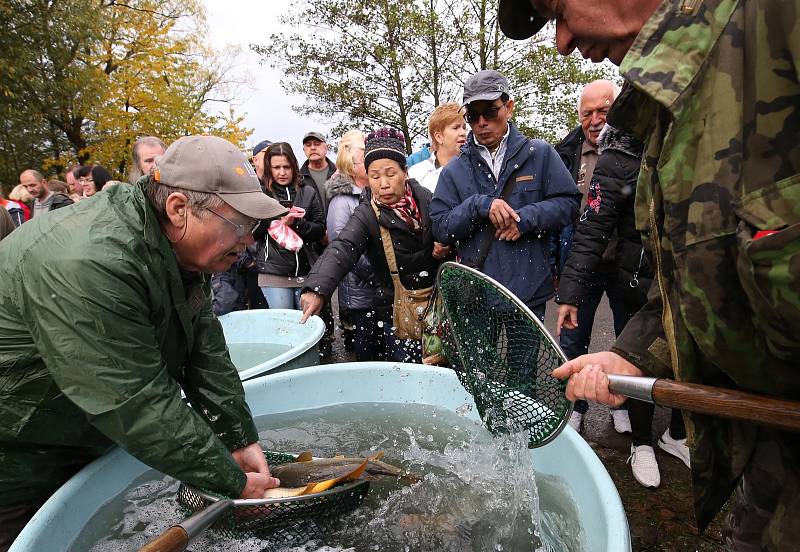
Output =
[
  {"x1": 260, "y1": 287, "x2": 301, "y2": 310},
  {"x1": 560, "y1": 270, "x2": 638, "y2": 415}
]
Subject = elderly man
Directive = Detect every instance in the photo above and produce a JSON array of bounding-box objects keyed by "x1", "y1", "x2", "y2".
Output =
[
  {"x1": 552, "y1": 80, "x2": 634, "y2": 435},
  {"x1": 20, "y1": 169, "x2": 73, "y2": 218},
  {"x1": 0, "y1": 136, "x2": 287, "y2": 549},
  {"x1": 431, "y1": 69, "x2": 580, "y2": 321},
  {"x1": 300, "y1": 131, "x2": 335, "y2": 213},
  {"x1": 499, "y1": 0, "x2": 800, "y2": 548},
  {"x1": 127, "y1": 136, "x2": 166, "y2": 184}
]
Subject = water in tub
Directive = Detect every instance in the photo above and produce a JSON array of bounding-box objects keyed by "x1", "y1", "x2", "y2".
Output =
[
  {"x1": 70, "y1": 403, "x2": 584, "y2": 551},
  {"x1": 226, "y1": 342, "x2": 293, "y2": 371}
]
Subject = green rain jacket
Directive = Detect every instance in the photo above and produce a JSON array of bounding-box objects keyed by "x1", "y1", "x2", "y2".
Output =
[
  {"x1": 608, "y1": 0, "x2": 800, "y2": 530},
  {"x1": 0, "y1": 182, "x2": 259, "y2": 506}
]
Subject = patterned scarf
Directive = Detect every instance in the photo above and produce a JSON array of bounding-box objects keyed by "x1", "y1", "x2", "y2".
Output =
[{"x1": 372, "y1": 183, "x2": 422, "y2": 234}]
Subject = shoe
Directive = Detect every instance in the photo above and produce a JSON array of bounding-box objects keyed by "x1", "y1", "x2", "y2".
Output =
[
  {"x1": 628, "y1": 445, "x2": 661, "y2": 488},
  {"x1": 568, "y1": 411, "x2": 583, "y2": 433},
  {"x1": 611, "y1": 409, "x2": 632, "y2": 434},
  {"x1": 658, "y1": 429, "x2": 691, "y2": 469}
]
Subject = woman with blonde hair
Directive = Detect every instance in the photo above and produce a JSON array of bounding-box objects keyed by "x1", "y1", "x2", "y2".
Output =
[
  {"x1": 324, "y1": 130, "x2": 385, "y2": 360},
  {"x1": 8, "y1": 184, "x2": 32, "y2": 221},
  {"x1": 408, "y1": 102, "x2": 467, "y2": 192}
]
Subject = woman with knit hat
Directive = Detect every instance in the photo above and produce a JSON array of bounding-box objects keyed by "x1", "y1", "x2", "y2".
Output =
[{"x1": 300, "y1": 128, "x2": 450, "y2": 362}]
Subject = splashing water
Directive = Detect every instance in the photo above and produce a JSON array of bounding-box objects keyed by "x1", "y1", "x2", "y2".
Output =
[{"x1": 71, "y1": 403, "x2": 583, "y2": 552}]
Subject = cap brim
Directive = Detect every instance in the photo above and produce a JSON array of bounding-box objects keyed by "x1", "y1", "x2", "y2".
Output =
[
  {"x1": 221, "y1": 191, "x2": 288, "y2": 220},
  {"x1": 498, "y1": 0, "x2": 548, "y2": 40},
  {"x1": 463, "y1": 92, "x2": 505, "y2": 106}
]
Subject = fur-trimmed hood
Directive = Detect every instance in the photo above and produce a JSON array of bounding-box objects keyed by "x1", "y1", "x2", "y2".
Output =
[
  {"x1": 597, "y1": 124, "x2": 644, "y2": 158},
  {"x1": 326, "y1": 172, "x2": 365, "y2": 199}
]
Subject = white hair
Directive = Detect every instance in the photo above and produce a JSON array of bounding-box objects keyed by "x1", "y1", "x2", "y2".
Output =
[{"x1": 577, "y1": 80, "x2": 621, "y2": 114}]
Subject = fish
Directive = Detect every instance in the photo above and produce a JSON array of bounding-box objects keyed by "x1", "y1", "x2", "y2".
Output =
[{"x1": 262, "y1": 451, "x2": 416, "y2": 499}]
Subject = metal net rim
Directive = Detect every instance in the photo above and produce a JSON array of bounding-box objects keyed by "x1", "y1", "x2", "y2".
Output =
[{"x1": 436, "y1": 261, "x2": 575, "y2": 449}]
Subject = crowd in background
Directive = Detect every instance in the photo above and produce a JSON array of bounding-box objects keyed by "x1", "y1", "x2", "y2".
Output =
[{"x1": 0, "y1": 71, "x2": 690, "y2": 491}]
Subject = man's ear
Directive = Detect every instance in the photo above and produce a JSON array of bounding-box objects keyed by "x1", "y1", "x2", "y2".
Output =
[
  {"x1": 164, "y1": 191, "x2": 189, "y2": 228},
  {"x1": 506, "y1": 99, "x2": 515, "y2": 119}
]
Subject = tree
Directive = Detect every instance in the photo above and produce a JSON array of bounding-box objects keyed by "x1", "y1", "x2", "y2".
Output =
[
  {"x1": 253, "y1": 0, "x2": 617, "y2": 150},
  {"x1": 0, "y1": 0, "x2": 250, "y2": 188}
]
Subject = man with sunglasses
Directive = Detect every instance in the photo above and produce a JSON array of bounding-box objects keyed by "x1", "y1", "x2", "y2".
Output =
[
  {"x1": 0, "y1": 136, "x2": 288, "y2": 549},
  {"x1": 431, "y1": 69, "x2": 580, "y2": 322}
]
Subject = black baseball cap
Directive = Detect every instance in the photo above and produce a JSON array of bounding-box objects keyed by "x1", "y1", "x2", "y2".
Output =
[{"x1": 498, "y1": 0, "x2": 548, "y2": 40}]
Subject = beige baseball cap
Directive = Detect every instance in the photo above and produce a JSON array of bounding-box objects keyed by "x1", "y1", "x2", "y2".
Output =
[{"x1": 153, "y1": 135, "x2": 287, "y2": 220}]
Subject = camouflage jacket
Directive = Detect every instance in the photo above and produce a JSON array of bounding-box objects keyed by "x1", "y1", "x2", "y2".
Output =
[{"x1": 608, "y1": 0, "x2": 800, "y2": 530}]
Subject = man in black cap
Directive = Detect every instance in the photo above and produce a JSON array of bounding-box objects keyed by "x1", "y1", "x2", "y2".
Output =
[
  {"x1": 300, "y1": 131, "x2": 335, "y2": 215},
  {"x1": 251, "y1": 139, "x2": 273, "y2": 181},
  {"x1": 504, "y1": 0, "x2": 800, "y2": 548},
  {"x1": 430, "y1": 69, "x2": 580, "y2": 322}
]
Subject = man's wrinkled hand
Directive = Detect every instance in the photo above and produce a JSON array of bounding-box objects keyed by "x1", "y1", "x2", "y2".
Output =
[
  {"x1": 494, "y1": 222, "x2": 521, "y2": 241},
  {"x1": 240, "y1": 472, "x2": 280, "y2": 499},
  {"x1": 489, "y1": 199, "x2": 520, "y2": 230},
  {"x1": 233, "y1": 442, "x2": 280, "y2": 498},
  {"x1": 299, "y1": 291, "x2": 324, "y2": 323},
  {"x1": 552, "y1": 351, "x2": 644, "y2": 408},
  {"x1": 555, "y1": 304, "x2": 578, "y2": 336}
]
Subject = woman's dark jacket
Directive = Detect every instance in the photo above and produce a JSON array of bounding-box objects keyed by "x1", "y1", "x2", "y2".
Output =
[
  {"x1": 250, "y1": 180, "x2": 325, "y2": 278},
  {"x1": 325, "y1": 172, "x2": 378, "y2": 310},
  {"x1": 556, "y1": 125, "x2": 653, "y2": 307},
  {"x1": 303, "y1": 179, "x2": 440, "y2": 309}
]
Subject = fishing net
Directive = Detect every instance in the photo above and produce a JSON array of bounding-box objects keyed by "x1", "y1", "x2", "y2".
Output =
[
  {"x1": 437, "y1": 262, "x2": 572, "y2": 448},
  {"x1": 177, "y1": 451, "x2": 369, "y2": 544}
]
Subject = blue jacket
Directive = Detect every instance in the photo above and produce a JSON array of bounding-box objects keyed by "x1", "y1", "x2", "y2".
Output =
[{"x1": 430, "y1": 122, "x2": 580, "y2": 306}]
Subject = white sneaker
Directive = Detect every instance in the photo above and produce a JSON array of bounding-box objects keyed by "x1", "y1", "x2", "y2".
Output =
[
  {"x1": 568, "y1": 411, "x2": 583, "y2": 433},
  {"x1": 611, "y1": 409, "x2": 632, "y2": 434},
  {"x1": 658, "y1": 429, "x2": 691, "y2": 469},
  {"x1": 628, "y1": 445, "x2": 661, "y2": 488}
]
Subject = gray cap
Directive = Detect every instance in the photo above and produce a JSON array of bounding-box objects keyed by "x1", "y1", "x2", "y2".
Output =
[
  {"x1": 498, "y1": 0, "x2": 548, "y2": 40},
  {"x1": 302, "y1": 131, "x2": 326, "y2": 143},
  {"x1": 153, "y1": 135, "x2": 287, "y2": 220},
  {"x1": 463, "y1": 70, "x2": 510, "y2": 106}
]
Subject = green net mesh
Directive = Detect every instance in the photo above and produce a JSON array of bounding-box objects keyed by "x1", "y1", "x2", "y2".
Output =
[
  {"x1": 177, "y1": 450, "x2": 369, "y2": 545},
  {"x1": 437, "y1": 262, "x2": 572, "y2": 448}
]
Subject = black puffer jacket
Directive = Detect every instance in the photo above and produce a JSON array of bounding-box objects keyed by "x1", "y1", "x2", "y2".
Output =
[
  {"x1": 554, "y1": 125, "x2": 585, "y2": 182},
  {"x1": 303, "y1": 179, "x2": 440, "y2": 309},
  {"x1": 556, "y1": 125, "x2": 652, "y2": 307},
  {"x1": 250, "y1": 181, "x2": 325, "y2": 277}
]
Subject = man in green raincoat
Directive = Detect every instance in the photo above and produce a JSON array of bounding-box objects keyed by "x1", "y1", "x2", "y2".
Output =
[
  {"x1": 0, "y1": 136, "x2": 287, "y2": 548},
  {"x1": 499, "y1": 0, "x2": 800, "y2": 549}
]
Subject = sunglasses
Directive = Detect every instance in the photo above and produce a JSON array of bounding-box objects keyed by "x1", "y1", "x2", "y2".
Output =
[
  {"x1": 465, "y1": 102, "x2": 507, "y2": 124},
  {"x1": 208, "y1": 209, "x2": 263, "y2": 238}
]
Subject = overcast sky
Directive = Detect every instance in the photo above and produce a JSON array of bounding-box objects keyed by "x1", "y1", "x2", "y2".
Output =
[{"x1": 202, "y1": 0, "x2": 335, "y2": 156}]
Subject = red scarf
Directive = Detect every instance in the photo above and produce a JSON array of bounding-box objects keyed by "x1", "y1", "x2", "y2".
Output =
[{"x1": 373, "y1": 183, "x2": 422, "y2": 234}]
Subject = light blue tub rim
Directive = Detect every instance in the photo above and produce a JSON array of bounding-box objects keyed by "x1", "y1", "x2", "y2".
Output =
[
  {"x1": 218, "y1": 309, "x2": 325, "y2": 380},
  {"x1": 11, "y1": 363, "x2": 630, "y2": 552}
]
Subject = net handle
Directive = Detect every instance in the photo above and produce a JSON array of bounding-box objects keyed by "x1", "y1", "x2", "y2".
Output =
[{"x1": 138, "y1": 499, "x2": 233, "y2": 552}]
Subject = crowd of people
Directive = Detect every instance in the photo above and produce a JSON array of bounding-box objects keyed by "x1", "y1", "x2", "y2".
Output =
[{"x1": 1, "y1": 0, "x2": 797, "y2": 548}]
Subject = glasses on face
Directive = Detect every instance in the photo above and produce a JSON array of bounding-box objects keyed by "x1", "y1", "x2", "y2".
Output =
[
  {"x1": 207, "y1": 209, "x2": 262, "y2": 238},
  {"x1": 79, "y1": 177, "x2": 94, "y2": 183},
  {"x1": 465, "y1": 102, "x2": 507, "y2": 124}
]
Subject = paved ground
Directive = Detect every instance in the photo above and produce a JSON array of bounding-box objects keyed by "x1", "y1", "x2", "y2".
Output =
[{"x1": 323, "y1": 294, "x2": 728, "y2": 550}]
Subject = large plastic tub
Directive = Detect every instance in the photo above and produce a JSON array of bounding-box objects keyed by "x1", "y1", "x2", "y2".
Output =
[
  {"x1": 12, "y1": 363, "x2": 630, "y2": 551},
  {"x1": 218, "y1": 309, "x2": 324, "y2": 379}
]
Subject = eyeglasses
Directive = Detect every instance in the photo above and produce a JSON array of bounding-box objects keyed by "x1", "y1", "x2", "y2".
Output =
[
  {"x1": 79, "y1": 177, "x2": 94, "y2": 183},
  {"x1": 465, "y1": 102, "x2": 507, "y2": 124},
  {"x1": 207, "y1": 209, "x2": 262, "y2": 238}
]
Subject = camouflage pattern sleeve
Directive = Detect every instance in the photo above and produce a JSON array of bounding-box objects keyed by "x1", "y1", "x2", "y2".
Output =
[{"x1": 611, "y1": 279, "x2": 673, "y2": 379}]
